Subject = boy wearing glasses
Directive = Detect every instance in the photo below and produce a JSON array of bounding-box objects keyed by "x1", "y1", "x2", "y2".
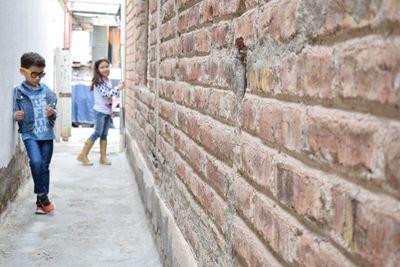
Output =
[{"x1": 13, "y1": 52, "x2": 57, "y2": 214}]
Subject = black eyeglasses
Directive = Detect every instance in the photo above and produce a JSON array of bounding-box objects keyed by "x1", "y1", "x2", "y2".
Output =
[{"x1": 20, "y1": 67, "x2": 46, "y2": 79}]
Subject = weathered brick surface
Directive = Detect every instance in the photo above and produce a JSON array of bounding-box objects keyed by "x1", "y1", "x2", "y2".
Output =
[
  {"x1": 336, "y1": 37, "x2": 400, "y2": 107},
  {"x1": 331, "y1": 184, "x2": 400, "y2": 267},
  {"x1": 233, "y1": 218, "x2": 282, "y2": 267},
  {"x1": 0, "y1": 146, "x2": 30, "y2": 215},
  {"x1": 258, "y1": 0, "x2": 299, "y2": 43},
  {"x1": 305, "y1": 108, "x2": 381, "y2": 172},
  {"x1": 125, "y1": 0, "x2": 400, "y2": 265},
  {"x1": 384, "y1": 124, "x2": 400, "y2": 191}
]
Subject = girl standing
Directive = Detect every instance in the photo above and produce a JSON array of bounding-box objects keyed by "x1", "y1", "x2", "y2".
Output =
[{"x1": 77, "y1": 58, "x2": 124, "y2": 166}]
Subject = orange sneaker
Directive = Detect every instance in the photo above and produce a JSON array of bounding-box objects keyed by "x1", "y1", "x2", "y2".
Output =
[{"x1": 35, "y1": 195, "x2": 55, "y2": 214}]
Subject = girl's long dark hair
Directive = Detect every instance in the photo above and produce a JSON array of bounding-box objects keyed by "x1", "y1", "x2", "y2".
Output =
[{"x1": 91, "y1": 58, "x2": 110, "y2": 90}]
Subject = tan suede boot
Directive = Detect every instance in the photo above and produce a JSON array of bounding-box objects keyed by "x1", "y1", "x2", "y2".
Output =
[
  {"x1": 77, "y1": 139, "x2": 95, "y2": 166},
  {"x1": 100, "y1": 140, "x2": 112, "y2": 165}
]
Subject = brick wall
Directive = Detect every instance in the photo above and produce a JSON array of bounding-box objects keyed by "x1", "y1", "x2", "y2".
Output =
[
  {"x1": 0, "y1": 145, "x2": 30, "y2": 215},
  {"x1": 124, "y1": 0, "x2": 400, "y2": 266}
]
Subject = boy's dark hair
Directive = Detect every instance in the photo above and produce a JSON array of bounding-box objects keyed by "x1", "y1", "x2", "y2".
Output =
[
  {"x1": 91, "y1": 58, "x2": 110, "y2": 91},
  {"x1": 20, "y1": 52, "x2": 46, "y2": 68}
]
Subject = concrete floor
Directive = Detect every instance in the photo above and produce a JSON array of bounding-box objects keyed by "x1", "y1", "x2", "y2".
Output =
[{"x1": 0, "y1": 127, "x2": 162, "y2": 267}]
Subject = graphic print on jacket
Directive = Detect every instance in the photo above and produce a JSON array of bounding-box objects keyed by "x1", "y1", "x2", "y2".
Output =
[{"x1": 31, "y1": 95, "x2": 50, "y2": 136}]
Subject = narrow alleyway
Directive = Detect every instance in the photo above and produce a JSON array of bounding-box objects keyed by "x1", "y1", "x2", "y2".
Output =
[{"x1": 0, "y1": 127, "x2": 161, "y2": 267}]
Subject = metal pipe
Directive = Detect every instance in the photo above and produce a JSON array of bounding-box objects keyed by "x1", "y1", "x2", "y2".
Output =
[{"x1": 119, "y1": 0, "x2": 126, "y2": 151}]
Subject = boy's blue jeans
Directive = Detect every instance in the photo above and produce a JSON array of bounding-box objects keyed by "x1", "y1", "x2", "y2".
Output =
[
  {"x1": 23, "y1": 139, "x2": 53, "y2": 195},
  {"x1": 89, "y1": 111, "x2": 112, "y2": 141}
]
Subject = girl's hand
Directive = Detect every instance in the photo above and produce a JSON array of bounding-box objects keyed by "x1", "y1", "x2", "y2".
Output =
[
  {"x1": 16, "y1": 110, "x2": 25, "y2": 121},
  {"x1": 46, "y1": 106, "x2": 55, "y2": 117},
  {"x1": 117, "y1": 81, "x2": 125, "y2": 91}
]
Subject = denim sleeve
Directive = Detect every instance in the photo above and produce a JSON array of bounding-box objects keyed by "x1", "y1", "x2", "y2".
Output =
[
  {"x1": 46, "y1": 90, "x2": 58, "y2": 126},
  {"x1": 12, "y1": 87, "x2": 19, "y2": 122},
  {"x1": 97, "y1": 83, "x2": 119, "y2": 98}
]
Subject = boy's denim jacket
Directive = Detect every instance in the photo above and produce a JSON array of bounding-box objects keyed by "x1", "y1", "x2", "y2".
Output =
[{"x1": 13, "y1": 82, "x2": 57, "y2": 133}]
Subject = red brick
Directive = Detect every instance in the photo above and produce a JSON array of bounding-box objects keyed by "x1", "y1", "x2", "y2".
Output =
[
  {"x1": 195, "y1": 30, "x2": 209, "y2": 54},
  {"x1": 202, "y1": 0, "x2": 219, "y2": 23},
  {"x1": 194, "y1": 177, "x2": 228, "y2": 233},
  {"x1": 253, "y1": 193, "x2": 298, "y2": 263},
  {"x1": 136, "y1": 87, "x2": 155, "y2": 109},
  {"x1": 175, "y1": 82, "x2": 191, "y2": 106},
  {"x1": 187, "y1": 114, "x2": 201, "y2": 141},
  {"x1": 208, "y1": 89, "x2": 236, "y2": 123},
  {"x1": 161, "y1": 18, "x2": 177, "y2": 41},
  {"x1": 211, "y1": 22, "x2": 231, "y2": 48},
  {"x1": 253, "y1": 192, "x2": 355, "y2": 266},
  {"x1": 204, "y1": 157, "x2": 230, "y2": 199},
  {"x1": 234, "y1": 177, "x2": 255, "y2": 222},
  {"x1": 175, "y1": 109, "x2": 201, "y2": 143},
  {"x1": 247, "y1": 65, "x2": 278, "y2": 95},
  {"x1": 178, "y1": 57, "x2": 208, "y2": 83},
  {"x1": 161, "y1": 0, "x2": 175, "y2": 22},
  {"x1": 318, "y1": 0, "x2": 379, "y2": 37},
  {"x1": 297, "y1": 47, "x2": 334, "y2": 99},
  {"x1": 240, "y1": 96, "x2": 258, "y2": 133},
  {"x1": 202, "y1": 0, "x2": 247, "y2": 23},
  {"x1": 159, "y1": 118, "x2": 174, "y2": 144},
  {"x1": 175, "y1": 129, "x2": 229, "y2": 199},
  {"x1": 274, "y1": 161, "x2": 331, "y2": 225},
  {"x1": 192, "y1": 86, "x2": 209, "y2": 111},
  {"x1": 336, "y1": 38, "x2": 400, "y2": 107},
  {"x1": 233, "y1": 218, "x2": 281, "y2": 267},
  {"x1": 176, "y1": 155, "x2": 187, "y2": 180},
  {"x1": 178, "y1": 3, "x2": 201, "y2": 33},
  {"x1": 280, "y1": 54, "x2": 298, "y2": 95},
  {"x1": 159, "y1": 99, "x2": 174, "y2": 123},
  {"x1": 187, "y1": 141, "x2": 206, "y2": 174},
  {"x1": 159, "y1": 135, "x2": 174, "y2": 163},
  {"x1": 239, "y1": 134, "x2": 273, "y2": 190},
  {"x1": 176, "y1": 109, "x2": 189, "y2": 131},
  {"x1": 198, "y1": 120, "x2": 234, "y2": 165},
  {"x1": 258, "y1": 100, "x2": 302, "y2": 152},
  {"x1": 306, "y1": 108, "x2": 380, "y2": 172},
  {"x1": 179, "y1": 32, "x2": 195, "y2": 56},
  {"x1": 160, "y1": 39, "x2": 178, "y2": 60},
  {"x1": 135, "y1": 99, "x2": 153, "y2": 123},
  {"x1": 220, "y1": 0, "x2": 245, "y2": 17},
  {"x1": 159, "y1": 80, "x2": 174, "y2": 101},
  {"x1": 384, "y1": 125, "x2": 400, "y2": 191},
  {"x1": 209, "y1": 57, "x2": 236, "y2": 88},
  {"x1": 234, "y1": 10, "x2": 256, "y2": 45},
  {"x1": 175, "y1": 0, "x2": 186, "y2": 10},
  {"x1": 297, "y1": 234, "x2": 355, "y2": 267},
  {"x1": 331, "y1": 184, "x2": 400, "y2": 267},
  {"x1": 160, "y1": 59, "x2": 177, "y2": 79},
  {"x1": 175, "y1": 154, "x2": 228, "y2": 234},
  {"x1": 259, "y1": 0, "x2": 298, "y2": 42}
]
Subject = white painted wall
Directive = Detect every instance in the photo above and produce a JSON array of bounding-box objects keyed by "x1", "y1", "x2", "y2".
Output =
[{"x1": 0, "y1": 0, "x2": 64, "y2": 167}]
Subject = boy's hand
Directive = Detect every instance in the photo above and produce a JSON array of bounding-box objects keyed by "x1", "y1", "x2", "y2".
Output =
[
  {"x1": 117, "y1": 81, "x2": 125, "y2": 91},
  {"x1": 46, "y1": 106, "x2": 55, "y2": 117},
  {"x1": 15, "y1": 110, "x2": 24, "y2": 121}
]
